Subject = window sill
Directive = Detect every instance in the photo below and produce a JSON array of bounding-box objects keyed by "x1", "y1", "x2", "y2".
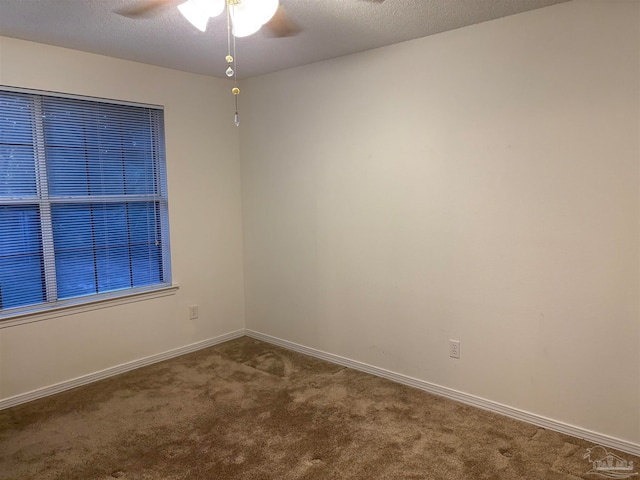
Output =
[{"x1": 0, "y1": 284, "x2": 180, "y2": 330}]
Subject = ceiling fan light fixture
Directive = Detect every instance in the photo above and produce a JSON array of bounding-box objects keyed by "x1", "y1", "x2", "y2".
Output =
[{"x1": 178, "y1": 0, "x2": 225, "y2": 32}]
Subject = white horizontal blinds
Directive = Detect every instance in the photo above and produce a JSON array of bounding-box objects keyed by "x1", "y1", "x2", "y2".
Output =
[
  {"x1": 148, "y1": 109, "x2": 172, "y2": 284},
  {"x1": 0, "y1": 88, "x2": 170, "y2": 316},
  {"x1": 42, "y1": 97, "x2": 168, "y2": 300},
  {"x1": 0, "y1": 92, "x2": 46, "y2": 311}
]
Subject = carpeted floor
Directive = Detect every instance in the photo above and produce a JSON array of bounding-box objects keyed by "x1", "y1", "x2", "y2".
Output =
[{"x1": 0, "y1": 336, "x2": 637, "y2": 479}]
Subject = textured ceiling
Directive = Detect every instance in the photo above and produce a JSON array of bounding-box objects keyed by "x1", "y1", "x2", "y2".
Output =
[{"x1": 0, "y1": 0, "x2": 571, "y2": 79}]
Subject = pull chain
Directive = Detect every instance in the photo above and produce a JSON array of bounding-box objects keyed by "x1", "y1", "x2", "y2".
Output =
[
  {"x1": 232, "y1": 28, "x2": 240, "y2": 126},
  {"x1": 226, "y1": 0, "x2": 240, "y2": 126}
]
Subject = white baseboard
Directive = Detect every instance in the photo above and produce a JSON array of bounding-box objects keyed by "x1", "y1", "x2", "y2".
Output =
[
  {"x1": 0, "y1": 329, "x2": 245, "y2": 411},
  {"x1": 3, "y1": 327, "x2": 638, "y2": 457},
  {"x1": 245, "y1": 329, "x2": 640, "y2": 457}
]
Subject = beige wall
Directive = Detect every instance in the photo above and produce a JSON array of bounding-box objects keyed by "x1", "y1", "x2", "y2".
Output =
[
  {"x1": 0, "y1": 37, "x2": 245, "y2": 398},
  {"x1": 241, "y1": 0, "x2": 640, "y2": 444}
]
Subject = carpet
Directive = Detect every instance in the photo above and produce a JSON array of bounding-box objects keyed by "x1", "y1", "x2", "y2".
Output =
[{"x1": 1, "y1": 336, "x2": 637, "y2": 479}]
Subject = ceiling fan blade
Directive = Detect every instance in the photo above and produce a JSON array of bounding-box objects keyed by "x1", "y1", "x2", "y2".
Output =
[
  {"x1": 263, "y1": 5, "x2": 302, "y2": 38},
  {"x1": 115, "y1": 0, "x2": 183, "y2": 18}
]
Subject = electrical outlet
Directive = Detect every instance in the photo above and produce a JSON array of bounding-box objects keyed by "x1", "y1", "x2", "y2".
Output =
[
  {"x1": 189, "y1": 305, "x2": 199, "y2": 320},
  {"x1": 449, "y1": 340, "x2": 460, "y2": 359}
]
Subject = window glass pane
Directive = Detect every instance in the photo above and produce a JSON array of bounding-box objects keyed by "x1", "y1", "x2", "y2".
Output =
[
  {"x1": 95, "y1": 104, "x2": 135, "y2": 148},
  {"x1": 96, "y1": 246, "x2": 132, "y2": 292},
  {"x1": 0, "y1": 205, "x2": 45, "y2": 309},
  {"x1": 88, "y1": 148, "x2": 125, "y2": 196},
  {"x1": 51, "y1": 204, "x2": 94, "y2": 248},
  {"x1": 93, "y1": 203, "x2": 129, "y2": 248},
  {"x1": 0, "y1": 93, "x2": 33, "y2": 145},
  {"x1": 52, "y1": 202, "x2": 166, "y2": 297},
  {"x1": 47, "y1": 147, "x2": 134, "y2": 196},
  {"x1": 131, "y1": 243, "x2": 162, "y2": 287},
  {"x1": 42, "y1": 101, "x2": 98, "y2": 148},
  {"x1": 93, "y1": 203, "x2": 131, "y2": 291},
  {"x1": 54, "y1": 250, "x2": 97, "y2": 299},
  {"x1": 129, "y1": 202, "x2": 163, "y2": 286},
  {"x1": 0, "y1": 145, "x2": 37, "y2": 197},
  {"x1": 124, "y1": 151, "x2": 156, "y2": 195},
  {"x1": 46, "y1": 146, "x2": 92, "y2": 196},
  {"x1": 0, "y1": 93, "x2": 37, "y2": 198},
  {"x1": 121, "y1": 115, "x2": 154, "y2": 152},
  {"x1": 51, "y1": 204, "x2": 96, "y2": 299},
  {"x1": 43, "y1": 99, "x2": 159, "y2": 198}
]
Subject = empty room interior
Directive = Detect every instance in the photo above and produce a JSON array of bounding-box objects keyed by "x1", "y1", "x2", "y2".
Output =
[{"x1": 0, "y1": 0, "x2": 639, "y2": 478}]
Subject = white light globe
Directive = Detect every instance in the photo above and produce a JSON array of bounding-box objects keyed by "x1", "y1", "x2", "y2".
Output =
[
  {"x1": 232, "y1": 18, "x2": 262, "y2": 37},
  {"x1": 243, "y1": 0, "x2": 279, "y2": 26},
  {"x1": 178, "y1": 0, "x2": 225, "y2": 32},
  {"x1": 230, "y1": 0, "x2": 279, "y2": 37}
]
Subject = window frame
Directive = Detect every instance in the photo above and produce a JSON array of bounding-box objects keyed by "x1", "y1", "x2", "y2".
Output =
[{"x1": 0, "y1": 86, "x2": 175, "y2": 324}]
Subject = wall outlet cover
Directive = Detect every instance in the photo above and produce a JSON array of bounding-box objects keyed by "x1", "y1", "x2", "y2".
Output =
[{"x1": 449, "y1": 340, "x2": 460, "y2": 359}]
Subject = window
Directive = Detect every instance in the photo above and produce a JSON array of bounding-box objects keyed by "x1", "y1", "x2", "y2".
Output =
[{"x1": 0, "y1": 88, "x2": 171, "y2": 319}]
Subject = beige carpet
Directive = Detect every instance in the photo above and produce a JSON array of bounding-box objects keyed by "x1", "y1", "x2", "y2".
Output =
[{"x1": 1, "y1": 337, "x2": 637, "y2": 479}]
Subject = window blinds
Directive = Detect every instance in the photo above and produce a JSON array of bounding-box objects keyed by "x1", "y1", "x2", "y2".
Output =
[{"x1": 0, "y1": 89, "x2": 171, "y2": 317}]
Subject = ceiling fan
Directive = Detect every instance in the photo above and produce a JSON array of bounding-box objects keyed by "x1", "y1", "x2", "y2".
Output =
[
  {"x1": 115, "y1": 0, "x2": 385, "y2": 38},
  {"x1": 115, "y1": 0, "x2": 384, "y2": 126}
]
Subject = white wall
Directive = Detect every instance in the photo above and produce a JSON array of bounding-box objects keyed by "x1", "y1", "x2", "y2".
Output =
[
  {"x1": 241, "y1": 0, "x2": 640, "y2": 444},
  {"x1": 0, "y1": 37, "x2": 245, "y2": 399}
]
